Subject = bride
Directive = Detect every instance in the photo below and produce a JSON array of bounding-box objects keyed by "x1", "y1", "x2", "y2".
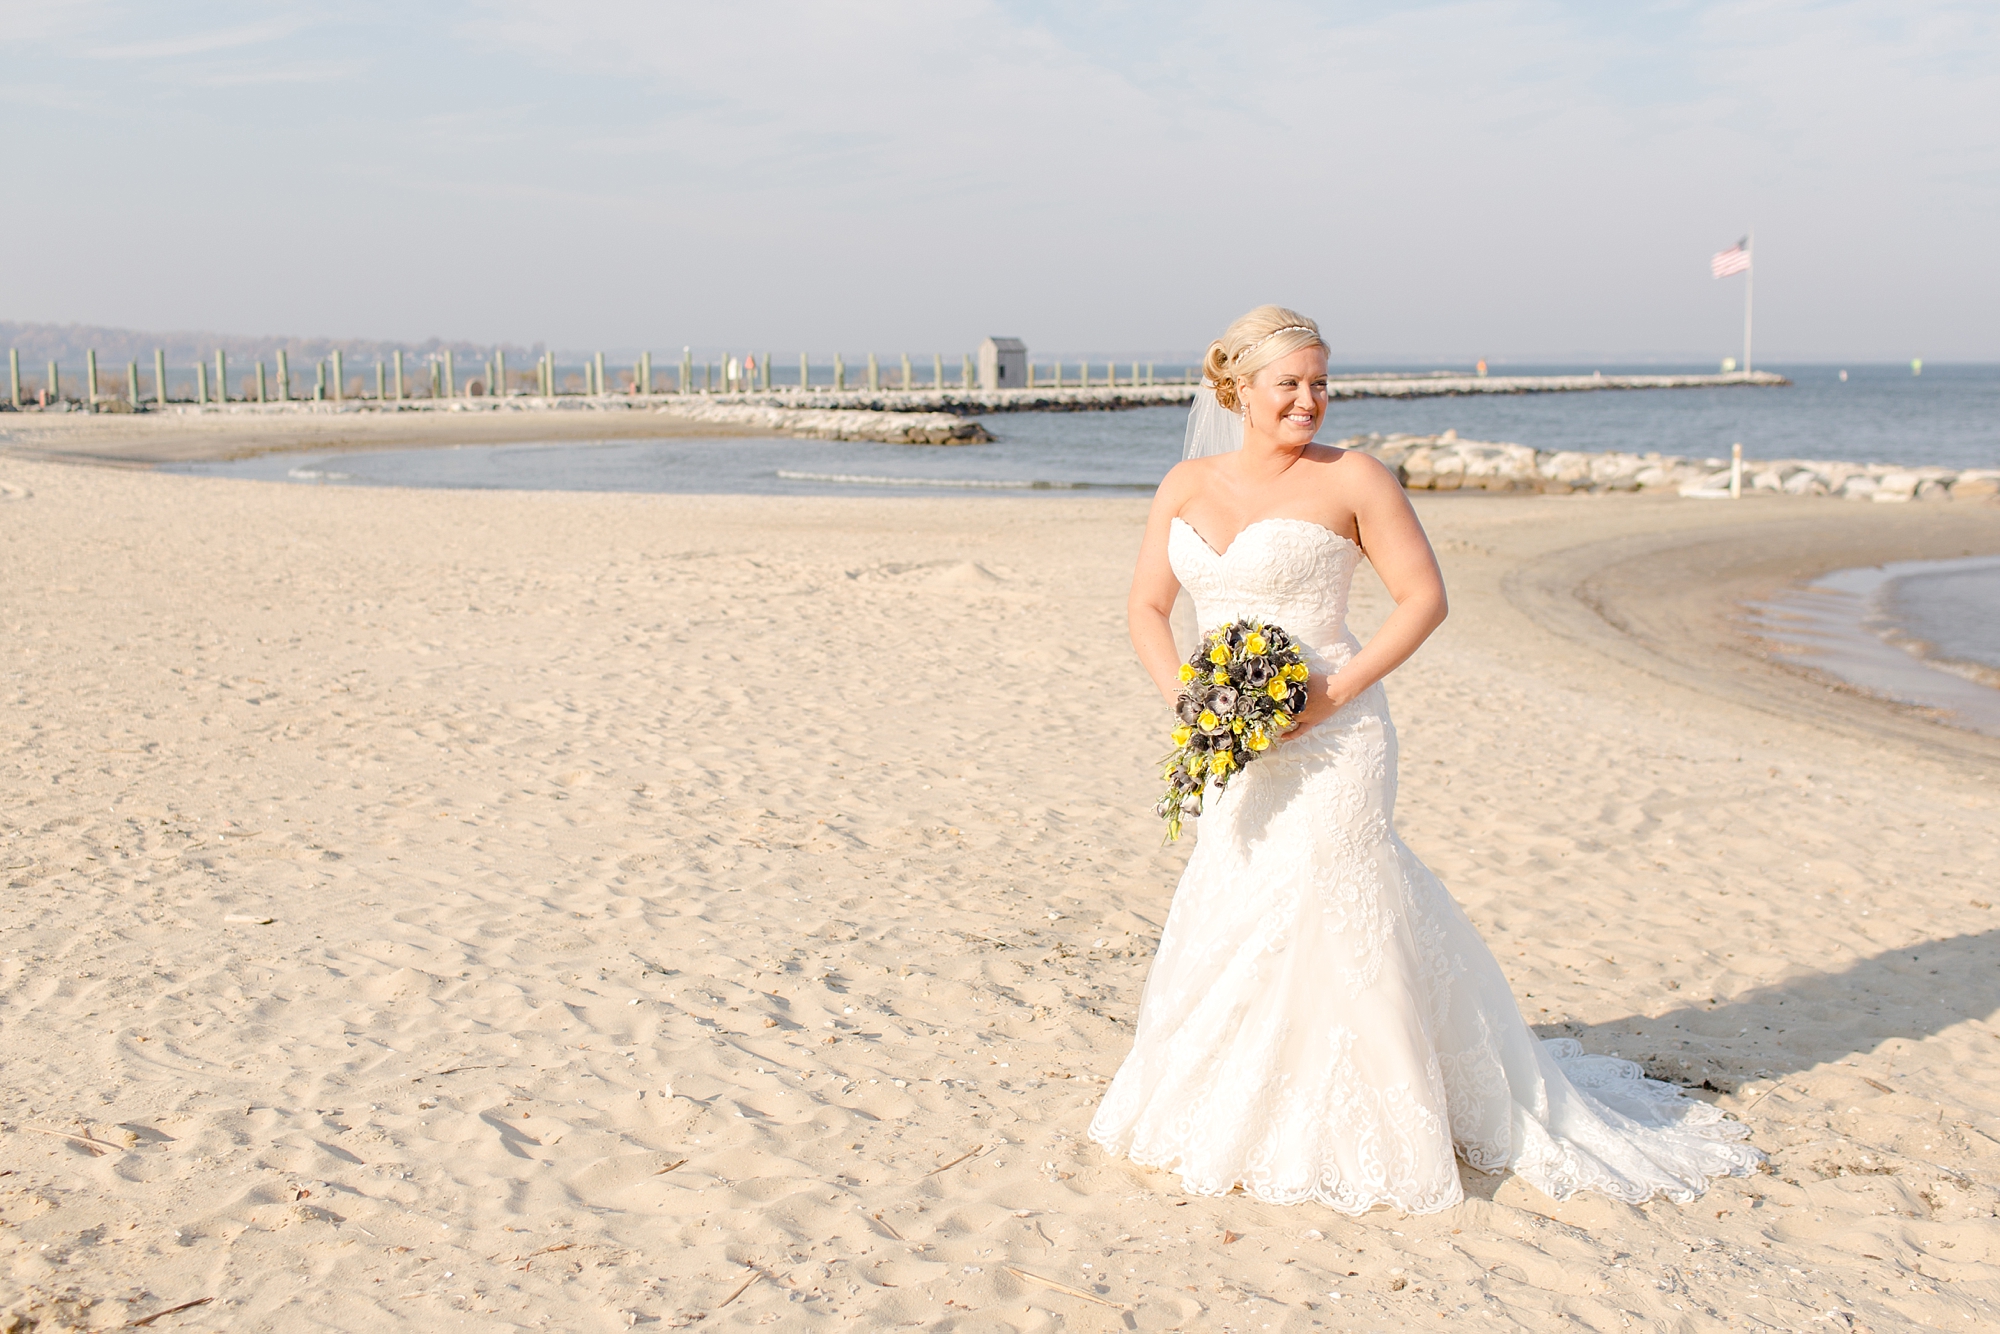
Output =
[{"x1": 1088, "y1": 305, "x2": 1762, "y2": 1213}]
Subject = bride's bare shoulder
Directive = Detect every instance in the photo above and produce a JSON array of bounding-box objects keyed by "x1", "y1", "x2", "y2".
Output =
[
  {"x1": 1157, "y1": 456, "x2": 1219, "y2": 503},
  {"x1": 1308, "y1": 442, "x2": 1401, "y2": 484}
]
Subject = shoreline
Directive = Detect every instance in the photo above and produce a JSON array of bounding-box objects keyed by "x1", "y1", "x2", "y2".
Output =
[{"x1": 3, "y1": 462, "x2": 1999, "y2": 1329}]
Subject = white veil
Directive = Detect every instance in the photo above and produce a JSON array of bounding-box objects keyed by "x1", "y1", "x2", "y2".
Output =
[{"x1": 1182, "y1": 382, "x2": 1244, "y2": 459}]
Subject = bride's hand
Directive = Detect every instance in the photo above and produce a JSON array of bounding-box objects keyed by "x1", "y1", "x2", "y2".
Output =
[{"x1": 1281, "y1": 670, "x2": 1355, "y2": 737}]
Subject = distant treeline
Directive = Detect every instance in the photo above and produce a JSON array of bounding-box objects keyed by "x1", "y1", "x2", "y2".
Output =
[{"x1": 1, "y1": 321, "x2": 543, "y2": 368}]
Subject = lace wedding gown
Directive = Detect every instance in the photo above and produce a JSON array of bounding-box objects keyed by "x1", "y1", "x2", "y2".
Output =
[{"x1": 1088, "y1": 517, "x2": 1762, "y2": 1213}]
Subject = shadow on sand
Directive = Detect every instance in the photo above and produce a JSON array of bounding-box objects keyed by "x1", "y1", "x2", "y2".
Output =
[{"x1": 1530, "y1": 928, "x2": 2000, "y2": 1092}]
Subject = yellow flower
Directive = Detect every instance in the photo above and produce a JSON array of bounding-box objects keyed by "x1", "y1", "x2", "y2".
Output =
[
  {"x1": 1231, "y1": 718, "x2": 1245, "y2": 734},
  {"x1": 1211, "y1": 750, "x2": 1234, "y2": 772},
  {"x1": 1289, "y1": 663, "x2": 1310, "y2": 682},
  {"x1": 1266, "y1": 679, "x2": 1289, "y2": 701},
  {"x1": 1247, "y1": 730, "x2": 1271, "y2": 752},
  {"x1": 1245, "y1": 632, "x2": 1267, "y2": 655},
  {"x1": 1208, "y1": 644, "x2": 1231, "y2": 666},
  {"x1": 1273, "y1": 711, "x2": 1292, "y2": 728},
  {"x1": 1197, "y1": 709, "x2": 1219, "y2": 730},
  {"x1": 1178, "y1": 663, "x2": 1196, "y2": 684},
  {"x1": 1188, "y1": 753, "x2": 1206, "y2": 775},
  {"x1": 1171, "y1": 724, "x2": 1193, "y2": 746},
  {"x1": 1211, "y1": 669, "x2": 1229, "y2": 685}
]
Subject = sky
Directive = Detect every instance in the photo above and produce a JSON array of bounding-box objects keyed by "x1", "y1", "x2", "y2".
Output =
[{"x1": 2, "y1": 1, "x2": 1995, "y2": 363}]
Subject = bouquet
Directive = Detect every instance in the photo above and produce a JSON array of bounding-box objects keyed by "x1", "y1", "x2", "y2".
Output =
[{"x1": 1156, "y1": 619, "x2": 1312, "y2": 839}]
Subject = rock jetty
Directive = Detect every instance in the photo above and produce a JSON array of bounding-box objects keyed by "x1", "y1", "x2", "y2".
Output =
[
  {"x1": 653, "y1": 370, "x2": 1787, "y2": 417},
  {"x1": 1341, "y1": 431, "x2": 2000, "y2": 502},
  {"x1": 56, "y1": 394, "x2": 992, "y2": 445}
]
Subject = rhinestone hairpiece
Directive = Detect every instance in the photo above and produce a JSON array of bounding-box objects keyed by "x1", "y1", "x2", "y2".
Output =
[{"x1": 1233, "y1": 325, "x2": 1318, "y2": 362}]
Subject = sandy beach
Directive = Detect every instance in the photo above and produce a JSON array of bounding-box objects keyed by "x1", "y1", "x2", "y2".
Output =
[{"x1": 3, "y1": 433, "x2": 1999, "y2": 1331}]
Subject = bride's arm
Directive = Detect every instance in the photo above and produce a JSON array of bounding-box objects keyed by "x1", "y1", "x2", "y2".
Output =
[
  {"x1": 1128, "y1": 466, "x2": 1197, "y2": 705},
  {"x1": 1288, "y1": 456, "x2": 1448, "y2": 733}
]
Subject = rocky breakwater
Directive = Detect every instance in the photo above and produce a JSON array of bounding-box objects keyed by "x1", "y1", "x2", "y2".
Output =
[
  {"x1": 1344, "y1": 431, "x2": 2000, "y2": 503},
  {"x1": 650, "y1": 397, "x2": 991, "y2": 444}
]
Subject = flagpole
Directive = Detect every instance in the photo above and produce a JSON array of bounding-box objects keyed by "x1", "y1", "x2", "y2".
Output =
[{"x1": 1743, "y1": 226, "x2": 1754, "y2": 375}]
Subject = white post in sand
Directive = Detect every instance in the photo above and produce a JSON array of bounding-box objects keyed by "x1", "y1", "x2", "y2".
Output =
[
  {"x1": 127, "y1": 360, "x2": 140, "y2": 406},
  {"x1": 7, "y1": 349, "x2": 18, "y2": 408},
  {"x1": 682, "y1": 348, "x2": 693, "y2": 395},
  {"x1": 495, "y1": 349, "x2": 507, "y2": 398},
  {"x1": 835, "y1": 355, "x2": 845, "y2": 392},
  {"x1": 799, "y1": 353, "x2": 809, "y2": 392},
  {"x1": 867, "y1": 352, "x2": 879, "y2": 392},
  {"x1": 275, "y1": 349, "x2": 289, "y2": 402},
  {"x1": 254, "y1": 361, "x2": 266, "y2": 403},
  {"x1": 1730, "y1": 443, "x2": 1743, "y2": 500},
  {"x1": 214, "y1": 351, "x2": 227, "y2": 404},
  {"x1": 901, "y1": 353, "x2": 911, "y2": 391},
  {"x1": 86, "y1": 349, "x2": 99, "y2": 410},
  {"x1": 157, "y1": 349, "x2": 169, "y2": 405},
  {"x1": 394, "y1": 350, "x2": 405, "y2": 401},
  {"x1": 1147, "y1": 362, "x2": 1154, "y2": 386},
  {"x1": 761, "y1": 353, "x2": 771, "y2": 391},
  {"x1": 375, "y1": 361, "x2": 385, "y2": 402},
  {"x1": 193, "y1": 361, "x2": 206, "y2": 406},
  {"x1": 933, "y1": 352, "x2": 943, "y2": 390},
  {"x1": 593, "y1": 351, "x2": 606, "y2": 397},
  {"x1": 330, "y1": 349, "x2": 344, "y2": 404},
  {"x1": 443, "y1": 349, "x2": 455, "y2": 399}
]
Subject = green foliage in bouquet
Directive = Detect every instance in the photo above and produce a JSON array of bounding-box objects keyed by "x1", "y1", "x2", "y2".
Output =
[{"x1": 1156, "y1": 619, "x2": 1312, "y2": 839}]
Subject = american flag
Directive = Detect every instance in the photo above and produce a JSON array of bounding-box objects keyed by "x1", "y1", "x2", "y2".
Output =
[{"x1": 1711, "y1": 238, "x2": 1751, "y2": 278}]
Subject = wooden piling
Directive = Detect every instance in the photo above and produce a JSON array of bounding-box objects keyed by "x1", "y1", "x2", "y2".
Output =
[
  {"x1": 156, "y1": 349, "x2": 168, "y2": 405},
  {"x1": 1053, "y1": 360, "x2": 1062, "y2": 389},
  {"x1": 394, "y1": 350, "x2": 405, "y2": 401},
  {"x1": 901, "y1": 353, "x2": 911, "y2": 391},
  {"x1": 8, "y1": 348, "x2": 19, "y2": 407},
  {"x1": 256, "y1": 361, "x2": 267, "y2": 403},
  {"x1": 331, "y1": 349, "x2": 344, "y2": 404},
  {"x1": 127, "y1": 360, "x2": 140, "y2": 407},
  {"x1": 193, "y1": 362, "x2": 205, "y2": 406},
  {"x1": 86, "y1": 349, "x2": 99, "y2": 410},
  {"x1": 1027, "y1": 361, "x2": 1035, "y2": 390},
  {"x1": 275, "y1": 349, "x2": 289, "y2": 402},
  {"x1": 593, "y1": 351, "x2": 606, "y2": 397},
  {"x1": 443, "y1": 350, "x2": 455, "y2": 399},
  {"x1": 1146, "y1": 362, "x2": 1154, "y2": 386},
  {"x1": 867, "y1": 352, "x2": 879, "y2": 392},
  {"x1": 495, "y1": 349, "x2": 507, "y2": 399},
  {"x1": 762, "y1": 353, "x2": 771, "y2": 392},
  {"x1": 681, "y1": 348, "x2": 693, "y2": 395},
  {"x1": 798, "y1": 352, "x2": 809, "y2": 392},
  {"x1": 375, "y1": 361, "x2": 385, "y2": 402},
  {"x1": 932, "y1": 353, "x2": 943, "y2": 390},
  {"x1": 835, "y1": 355, "x2": 845, "y2": 391},
  {"x1": 215, "y1": 350, "x2": 228, "y2": 404},
  {"x1": 314, "y1": 361, "x2": 326, "y2": 402}
]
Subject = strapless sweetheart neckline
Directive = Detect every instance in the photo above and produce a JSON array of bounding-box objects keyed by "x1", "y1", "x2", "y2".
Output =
[{"x1": 1171, "y1": 515, "x2": 1358, "y2": 560}]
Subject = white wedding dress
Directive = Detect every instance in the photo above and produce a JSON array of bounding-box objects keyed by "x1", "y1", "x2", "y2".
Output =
[{"x1": 1089, "y1": 517, "x2": 1762, "y2": 1213}]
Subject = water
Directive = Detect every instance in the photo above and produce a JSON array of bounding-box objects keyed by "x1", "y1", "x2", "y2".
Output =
[
  {"x1": 162, "y1": 362, "x2": 1999, "y2": 499},
  {"x1": 1750, "y1": 556, "x2": 2000, "y2": 738}
]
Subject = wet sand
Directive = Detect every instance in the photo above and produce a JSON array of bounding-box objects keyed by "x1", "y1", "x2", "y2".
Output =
[{"x1": 2, "y1": 457, "x2": 1998, "y2": 1331}]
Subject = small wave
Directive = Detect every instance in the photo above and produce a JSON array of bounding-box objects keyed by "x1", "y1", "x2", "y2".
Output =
[
  {"x1": 774, "y1": 470, "x2": 1149, "y2": 491},
  {"x1": 287, "y1": 467, "x2": 353, "y2": 481}
]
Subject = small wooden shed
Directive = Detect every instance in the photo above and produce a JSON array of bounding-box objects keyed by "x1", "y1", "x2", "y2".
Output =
[{"x1": 978, "y1": 337, "x2": 1026, "y2": 392}]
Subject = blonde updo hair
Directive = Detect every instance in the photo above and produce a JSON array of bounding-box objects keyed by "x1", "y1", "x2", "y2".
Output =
[{"x1": 1203, "y1": 305, "x2": 1328, "y2": 411}]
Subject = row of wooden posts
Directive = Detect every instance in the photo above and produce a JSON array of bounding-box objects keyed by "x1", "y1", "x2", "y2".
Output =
[{"x1": 4, "y1": 347, "x2": 1180, "y2": 408}]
